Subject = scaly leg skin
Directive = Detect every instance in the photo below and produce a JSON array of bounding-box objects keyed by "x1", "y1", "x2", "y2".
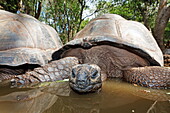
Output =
[
  {"x1": 123, "y1": 66, "x2": 170, "y2": 89},
  {"x1": 11, "y1": 57, "x2": 79, "y2": 86}
]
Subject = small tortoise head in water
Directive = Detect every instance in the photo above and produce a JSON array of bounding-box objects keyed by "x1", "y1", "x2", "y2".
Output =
[{"x1": 69, "y1": 64, "x2": 102, "y2": 93}]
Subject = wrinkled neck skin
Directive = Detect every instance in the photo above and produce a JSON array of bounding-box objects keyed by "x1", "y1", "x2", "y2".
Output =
[{"x1": 61, "y1": 45, "x2": 149, "y2": 80}]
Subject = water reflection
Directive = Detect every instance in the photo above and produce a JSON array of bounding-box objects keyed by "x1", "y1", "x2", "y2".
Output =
[
  {"x1": 0, "y1": 82, "x2": 70, "y2": 113},
  {"x1": 0, "y1": 80, "x2": 169, "y2": 113}
]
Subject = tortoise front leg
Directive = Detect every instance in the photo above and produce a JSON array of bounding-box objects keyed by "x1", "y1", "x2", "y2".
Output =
[
  {"x1": 123, "y1": 66, "x2": 170, "y2": 89},
  {"x1": 11, "y1": 57, "x2": 79, "y2": 86}
]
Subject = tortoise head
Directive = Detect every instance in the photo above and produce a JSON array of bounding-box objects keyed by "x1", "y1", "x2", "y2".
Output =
[{"x1": 69, "y1": 64, "x2": 102, "y2": 93}]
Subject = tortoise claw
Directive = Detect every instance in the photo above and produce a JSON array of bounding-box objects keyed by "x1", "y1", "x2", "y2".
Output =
[
  {"x1": 10, "y1": 76, "x2": 30, "y2": 87},
  {"x1": 10, "y1": 78, "x2": 25, "y2": 88}
]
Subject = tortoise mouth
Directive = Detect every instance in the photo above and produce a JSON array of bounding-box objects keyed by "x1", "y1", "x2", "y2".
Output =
[{"x1": 69, "y1": 82, "x2": 102, "y2": 93}]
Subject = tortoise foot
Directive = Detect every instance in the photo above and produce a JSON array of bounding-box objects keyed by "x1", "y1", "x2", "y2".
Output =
[{"x1": 10, "y1": 74, "x2": 41, "y2": 87}]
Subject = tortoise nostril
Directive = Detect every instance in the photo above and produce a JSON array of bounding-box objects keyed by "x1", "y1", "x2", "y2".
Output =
[{"x1": 77, "y1": 80, "x2": 86, "y2": 85}]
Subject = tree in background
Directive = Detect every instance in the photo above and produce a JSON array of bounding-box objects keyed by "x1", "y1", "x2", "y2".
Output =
[
  {"x1": 153, "y1": 0, "x2": 170, "y2": 51},
  {"x1": 40, "y1": 0, "x2": 92, "y2": 43},
  {"x1": 0, "y1": 0, "x2": 43, "y2": 19},
  {"x1": 94, "y1": 0, "x2": 159, "y2": 30},
  {"x1": 0, "y1": 0, "x2": 20, "y2": 13}
]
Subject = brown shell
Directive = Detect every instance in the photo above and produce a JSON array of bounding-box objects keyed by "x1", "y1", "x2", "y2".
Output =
[
  {"x1": 0, "y1": 10, "x2": 62, "y2": 66},
  {"x1": 53, "y1": 14, "x2": 163, "y2": 66}
]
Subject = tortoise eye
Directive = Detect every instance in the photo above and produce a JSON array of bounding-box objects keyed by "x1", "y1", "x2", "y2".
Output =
[{"x1": 91, "y1": 70, "x2": 98, "y2": 79}]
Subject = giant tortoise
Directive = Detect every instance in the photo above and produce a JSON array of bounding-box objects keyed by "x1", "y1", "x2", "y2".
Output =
[
  {"x1": 11, "y1": 14, "x2": 170, "y2": 93},
  {"x1": 0, "y1": 10, "x2": 62, "y2": 81}
]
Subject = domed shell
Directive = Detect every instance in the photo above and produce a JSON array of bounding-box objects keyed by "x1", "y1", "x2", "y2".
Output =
[
  {"x1": 53, "y1": 14, "x2": 163, "y2": 66},
  {"x1": 0, "y1": 10, "x2": 62, "y2": 66}
]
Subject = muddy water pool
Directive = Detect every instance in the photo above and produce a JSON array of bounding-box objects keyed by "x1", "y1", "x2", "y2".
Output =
[{"x1": 0, "y1": 79, "x2": 169, "y2": 113}]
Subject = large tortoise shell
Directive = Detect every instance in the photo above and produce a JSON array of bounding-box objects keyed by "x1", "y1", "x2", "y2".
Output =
[
  {"x1": 53, "y1": 14, "x2": 163, "y2": 66},
  {"x1": 0, "y1": 10, "x2": 62, "y2": 66}
]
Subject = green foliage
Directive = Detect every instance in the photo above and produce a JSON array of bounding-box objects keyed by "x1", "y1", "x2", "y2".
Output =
[
  {"x1": 40, "y1": 0, "x2": 92, "y2": 43},
  {"x1": 0, "y1": 0, "x2": 19, "y2": 13},
  {"x1": 164, "y1": 22, "x2": 170, "y2": 42},
  {"x1": 80, "y1": 19, "x2": 90, "y2": 30},
  {"x1": 95, "y1": 0, "x2": 159, "y2": 29},
  {"x1": 0, "y1": 0, "x2": 43, "y2": 19}
]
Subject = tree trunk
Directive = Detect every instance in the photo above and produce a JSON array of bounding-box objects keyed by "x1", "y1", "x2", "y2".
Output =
[
  {"x1": 35, "y1": 1, "x2": 42, "y2": 19},
  {"x1": 153, "y1": 0, "x2": 170, "y2": 51},
  {"x1": 77, "y1": 0, "x2": 86, "y2": 33}
]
